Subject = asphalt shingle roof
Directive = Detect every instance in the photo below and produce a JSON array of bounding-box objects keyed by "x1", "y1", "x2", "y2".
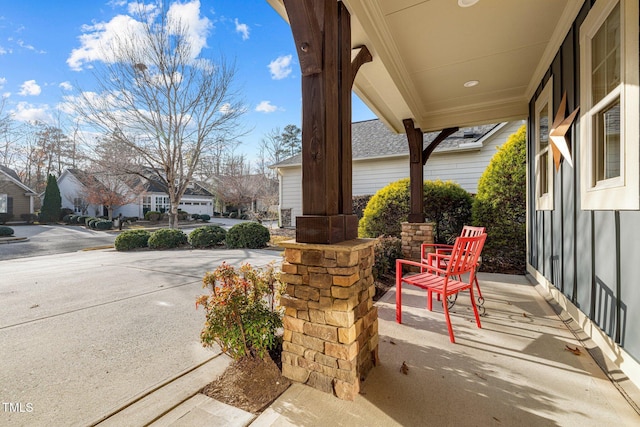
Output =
[{"x1": 272, "y1": 119, "x2": 499, "y2": 167}]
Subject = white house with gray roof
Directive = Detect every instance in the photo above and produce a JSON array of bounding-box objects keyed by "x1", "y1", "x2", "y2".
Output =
[{"x1": 271, "y1": 119, "x2": 524, "y2": 227}]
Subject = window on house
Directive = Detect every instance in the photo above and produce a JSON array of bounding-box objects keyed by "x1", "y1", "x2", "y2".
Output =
[
  {"x1": 535, "y1": 78, "x2": 554, "y2": 210},
  {"x1": 155, "y1": 196, "x2": 170, "y2": 213},
  {"x1": 73, "y1": 197, "x2": 84, "y2": 213},
  {"x1": 0, "y1": 194, "x2": 7, "y2": 213},
  {"x1": 580, "y1": 0, "x2": 639, "y2": 210}
]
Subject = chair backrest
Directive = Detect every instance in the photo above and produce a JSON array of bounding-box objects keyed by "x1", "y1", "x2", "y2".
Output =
[
  {"x1": 446, "y1": 233, "x2": 487, "y2": 277},
  {"x1": 460, "y1": 225, "x2": 485, "y2": 238}
]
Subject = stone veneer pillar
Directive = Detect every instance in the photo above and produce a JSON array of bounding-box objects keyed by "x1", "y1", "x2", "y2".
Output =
[
  {"x1": 279, "y1": 239, "x2": 378, "y2": 401},
  {"x1": 401, "y1": 222, "x2": 435, "y2": 262}
]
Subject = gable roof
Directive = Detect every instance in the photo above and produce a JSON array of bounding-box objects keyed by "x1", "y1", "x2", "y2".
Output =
[
  {"x1": 0, "y1": 165, "x2": 37, "y2": 194},
  {"x1": 272, "y1": 119, "x2": 500, "y2": 168}
]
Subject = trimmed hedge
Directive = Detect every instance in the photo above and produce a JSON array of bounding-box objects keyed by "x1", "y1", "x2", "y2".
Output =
[
  {"x1": 114, "y1": 229, "x2": 151, "y2": 251},
  {"x1": 148, "y1": 228, "x2": 188, "y2": 249},
  {"x1": 226, "y1": 222, "x2": 270, "y2": 249},
  {"x1": 188, "y1": 225, "x2": 227, "y2": 248},
  {"x1": 145, "y1": 211, "x2": 161, "y2": 221},
  {"x1": 472, "y1": 124, "x2": 526, "y2": 273},
  {"x1": 199, "y1": 214, "x2": 211, "y2": 222},
  {"x1": 358, "y1": 179, "x2": 472, "y2": 244},
  {"x1": 95, "y1": 220, "x2": 113, "y2": 230},
  {"x1": 0, "y1": 225, "x2": 14, "y2": 236}
]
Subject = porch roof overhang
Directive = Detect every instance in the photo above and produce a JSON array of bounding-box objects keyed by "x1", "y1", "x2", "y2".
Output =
[{"x1": 267, "y1": 0, "x2": 583, "y2": 133}]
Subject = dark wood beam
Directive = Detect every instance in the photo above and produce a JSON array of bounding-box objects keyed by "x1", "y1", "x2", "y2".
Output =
[
  {"x1": 283, "y1": 0, "x2": 323, "y2": 76},
  {"x1": 350, "y1": 46, "x2": 372, "y2": 87},
  {"x1": 422, "y1": 127, "x2": 458, "y2": 165},
  {"x1": 403, "y1": 118, "x2": 424, "y2": 223}
]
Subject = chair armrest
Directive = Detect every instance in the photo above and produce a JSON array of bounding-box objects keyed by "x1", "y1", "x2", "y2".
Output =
[
  {"x1": 396, "y1": 258, "x2": 446, "y2": 276},
  {"x1": 421, "y1": 243, "x2": 454, "y2": 259}
]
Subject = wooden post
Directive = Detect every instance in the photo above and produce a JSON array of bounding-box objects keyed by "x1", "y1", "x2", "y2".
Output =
[
  {"x1": 284, "y1": 0, "x2": 371, "y2": 244},
  {"x1": 403, "y1": 119, "x2": 425, "y2": 223}
]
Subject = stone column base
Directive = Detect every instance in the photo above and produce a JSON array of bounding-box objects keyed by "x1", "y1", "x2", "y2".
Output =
[
  {"x1": 279, "y1": 239, "x2": 378, "y2": 400},
  {"x1": 401, "y1": 222, "x2": 435, "y2": 262}
]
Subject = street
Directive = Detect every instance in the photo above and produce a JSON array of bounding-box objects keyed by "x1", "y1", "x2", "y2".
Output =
[{"x1": 0, "y1": 246, "x2": 283, "y2": 426}]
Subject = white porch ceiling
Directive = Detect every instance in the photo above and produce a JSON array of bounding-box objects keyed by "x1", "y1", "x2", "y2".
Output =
[{"x1": 267, "y1": 0, "x2": 584, "y2": 133}]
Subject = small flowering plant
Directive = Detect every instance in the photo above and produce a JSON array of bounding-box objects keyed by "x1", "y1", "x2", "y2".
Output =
[{"x1": 196, "y1": 262, "x2": 284, "y2": 360}]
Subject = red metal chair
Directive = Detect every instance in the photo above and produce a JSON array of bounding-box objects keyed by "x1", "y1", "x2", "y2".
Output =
[
  {"x1": 396, "y1": 233, "x2": 487, "y2": 343},
  {"x1": 421, "y1": 226, "x2": 486, "y2": 314}
]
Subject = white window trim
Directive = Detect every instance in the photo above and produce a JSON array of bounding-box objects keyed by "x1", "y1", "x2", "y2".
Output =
[
  {"x1": 579, "y1": 0, "x2": 639, "y2": 210},
  {"x1": 535, "y1": 77, "x2": 554, "y2": 211},
  {"x1": 0, "y1": 193, "x2": 7, "y2": 213}
]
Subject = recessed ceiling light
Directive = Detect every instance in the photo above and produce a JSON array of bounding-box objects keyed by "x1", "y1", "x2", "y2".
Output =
[
  {"x1": 458, "y1": 0, "x2": 480, "y2": 7},
  {"x1": 464, "y1": 80, "x2": 479, "y2": 88}
]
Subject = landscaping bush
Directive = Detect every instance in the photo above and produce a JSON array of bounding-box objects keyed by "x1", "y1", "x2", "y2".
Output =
[
  {"x1": 95, "y1": 220, "x2": 113, "y2": 230},
  {"x1": 197, "y1": 262, "x2": 283, "y2": 359},
  {"x1": 63, "y1": 214, "x2": 74, "y2": 224},
  {"x1": 352, "y1": 194, "x2": 373, "y2": 220},
  {"x1": 226, "y1": 222, "x2": 270, "y2": 249},
  {"x1": 472, "y1": 124, "x2": 526, "y2": 273},
  {"x1": 191, "y1": 213, "x2": 201, "y2": 220},
  {"x1": 114, "y1": 229, "x2": 151, "y2": 251},
  {"x1": 145, "y1": 211, "x2": 161, "y2": 221},
  {"x1": 0, "y1": 213, "x2": 14, "y2": 224},
  {"x1": 0, "y1": 225, "x2": 14, "y2": 236},
  {"x1": 76, "y1": 215, "x2": 90, "y2": 225},
  {"x1": 188, "y1": 225, "x2": 227, "y2": 248},
  {"x1": 229, "y1": 211, "x2": 237, "y2": 219},
  {"x1": 86, "y1": 217, "x2": 99, "y2": 229},
  {"x1": 60, "y1": 208, "x2": 74, "y2": 220},
  {"x1": 40, "y1": 174, "x2": 61, "y2": 223},
  {"x1": 199, "y1": 214, "x2": 211, "y2": 222},
  {"x1": 359, "y1": 179, "x2": 472, "y2": 244},
  {"x1": 372, "y1": 235, "x2": 403, "y2": 280},
  {"x1": 20, "y1": 213, "x2": 37, "y2": 224},
  {"x1": 148, "y1": 228, "x2": 188, "y2": 249},
  {"x1": 178, "y1": 210, "x2": 189, "y2": 220}
]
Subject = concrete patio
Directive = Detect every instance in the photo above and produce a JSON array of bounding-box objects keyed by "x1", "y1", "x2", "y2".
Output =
[
  {"x1": 248, "y1": 272, "x2": 640, "y2": 426},
  {"x1": 128, "y1": 272, "x2": 640, "y2": 426}
]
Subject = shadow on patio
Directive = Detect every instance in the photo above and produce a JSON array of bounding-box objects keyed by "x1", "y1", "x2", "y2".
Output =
[{"x1": 253, "y1": 273, "x2": 640, "y2": 426}]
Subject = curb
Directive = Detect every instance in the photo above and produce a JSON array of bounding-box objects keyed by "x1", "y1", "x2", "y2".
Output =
[{"x1": 0, "y1": 236, "x2": 29, "y2": 244}]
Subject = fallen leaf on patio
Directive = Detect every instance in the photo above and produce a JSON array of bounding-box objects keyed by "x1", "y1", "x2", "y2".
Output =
[
  {"x1": 522, "y1": 313, "x2": 529, "y2": 318},
  {"x1": 30, "y1": 304, "x2": 39, "y2": 309},
  {"x1": 493, "y1": 416, "x2": 501, "y2": 423},
  {"x1": 565, "y1": 345, "x2": 582, "y2": 356},
  {"x1": 400, "y1": 362, "x2": 409, "y2": 375},
  {"x1": 390, "y1": 340, "x2": 396, "y2": 345},
  {"x1": 474, "y1": 372, "x2": 487, "y2": 381}
]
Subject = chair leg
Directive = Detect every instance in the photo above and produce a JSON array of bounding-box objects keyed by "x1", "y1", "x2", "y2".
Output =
[
  {"x1": 469, "y1": 287, "x2": 482, "y2": 329},
  {"x1": 427, "y1": 290, "x2": 433, "y2": 311},
  {"x1": 442, "y1": 295, "x2": 455, "y2": 343},
  {"x1": 396, "y1": 280, "x2": 402, "y2": 324}
]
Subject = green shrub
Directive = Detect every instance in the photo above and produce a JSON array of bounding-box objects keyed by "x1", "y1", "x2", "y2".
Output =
[
  {"x1": 86, "y1": 217, "x2": 99, "y2": 229},
  {"x1": 114, "y1": 229, "x2": 151, "y2": 251},
  {"x1": 423, "y1": 180, "x2": 473, "y2": 244},
  {"x1": 226, "y1": 222, "x2": 270, "y2": 249},
  {"x1": 197, "y1": 262, "x2": 284, "y2": 359},
  {"x1": 358, "y1": 179, "x2": 410, "y2": 238},
  {"x1": 352, "y1": 194, "x2": 373, "y2": 220},
  {"x1": 372, "y1": 236, "x2": 403, "y2": 280},
  {"x1": 472, "y1": 124, "x2": 526, "y2": 273},
  {"x1": 188, "y1": 225, "x2": 227, "y2": 248},
  {"x1": 145, "y1": 211, "x2": 161, "y2": 221},
  {"x1": 63, "y1": 214, "x2": 74, "y2": 224},
  {"x1": 0, "y1": 213, "x2": 14, "y2": 224},
  {"x1": 199, "y1": 214, "x2": 211, "y2": 222},
  {"x1": 21, "y1": 213, "x2": 37, "y2": 224},
  {"x1": 0, "y1": 225, "x2": 14, "y2": 236},
  {"x1": 60, "y1": 208, "x2": 74, "y2": 220},
  {"x1": 95, "y1": 220, "x2": 113, "y2": 230},
  {"x1": 148, "y1": 228, "x2": 188, "y2": 249},
  {"x1": 191, "y1": 213, "x2": 201, "y2": 220},
  {"x1": 358, "y1": 179, "x2": 472, "y2": 244},
  {"x1": 76, "y1": 215, "x2": 90, "y2": 225},
  {"x1": 229, "y1": 211, "x2": 237, "y2": 219},
  {"x1": 40, "y1": 174, "x2": 61, "y2": 223}
]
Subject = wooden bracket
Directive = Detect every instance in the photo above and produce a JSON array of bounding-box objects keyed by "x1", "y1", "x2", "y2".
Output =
[
  {"x1": 422, "y1": 127, "x2": 458, "y2": 165},
  {"x1": 350, "y1": 45, "x2": 372, "y2": 87},
  {"x1": 283, "y1": 0, "x2": 323, "y2": 76}
]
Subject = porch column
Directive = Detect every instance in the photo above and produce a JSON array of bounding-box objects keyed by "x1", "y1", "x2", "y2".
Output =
[
  {"x1": 284, "y1": 0, "x2": 371, "y2": 244},
  {"x1": 403, "y1": 119, "x2": 425, "y2": 223}
]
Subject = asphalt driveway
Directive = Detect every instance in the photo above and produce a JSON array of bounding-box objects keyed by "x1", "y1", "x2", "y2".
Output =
[{"x1": 0, "y1": 247, "x2": 283, "y2": 426}]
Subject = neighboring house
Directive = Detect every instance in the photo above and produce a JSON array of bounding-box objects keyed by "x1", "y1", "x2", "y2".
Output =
[
  {"x1": 212, "y1": 173, "x2": 279, "y2": 215},
  {"x1": 0, "y1": 165, "x2": 38, "y2": 222},
  {"x1": 269, "y1": 0, "x2": 640, "y2": 388},
  {"x1": 271, "y1": 119, "x2": 523, "y2": 227},
  {"x1": 58, "y1": 169, "x2": 215, "y2": 218}
]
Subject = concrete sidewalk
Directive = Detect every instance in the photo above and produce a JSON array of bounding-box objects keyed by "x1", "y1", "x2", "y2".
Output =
[{"x1": 140, "y1": 273, "x2": 640, "y2": 426}]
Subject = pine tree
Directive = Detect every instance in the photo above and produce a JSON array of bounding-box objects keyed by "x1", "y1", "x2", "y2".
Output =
[{"x1": 40, "y1": 174, "x2": 61, "y2": 223}]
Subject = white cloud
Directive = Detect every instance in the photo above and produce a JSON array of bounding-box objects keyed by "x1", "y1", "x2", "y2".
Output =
[
  {"x1": 255, "y1": 100, "x2": 278, "y2": 113},
  {"x1": 59, "y1": 81, "x2": 73, "y2": 91},
  {"x1": 219, "y1": 103, "x2": 233, "y2": 114},
  {"x1": 19, "y1": 80, "x2": 41, "y2": 96},
  {"x1": 0, "y1": 46, "x2": 7, "y2": 55},
  {"x1": 0, "y1": 78, "x2": 6, "y2": 89},
  {"x1": 268, "y1": 55, "x2": 293, "y2": 80},
  {"x1": 234, "y1": 18, "x2": 249, "y2": 40},
  {"x1": 12, "y1": 101, "x2": 52, "y2": 123},
  {"x1": 67, "y1": 0, "x2": 211, "y2": 71}
]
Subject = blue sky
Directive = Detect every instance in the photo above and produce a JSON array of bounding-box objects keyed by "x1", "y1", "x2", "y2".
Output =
[{"x1": 0, "y1": 0, "x2": 375, "y2": 163}]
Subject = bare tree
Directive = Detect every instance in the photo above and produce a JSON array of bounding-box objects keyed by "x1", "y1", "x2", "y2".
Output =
[
  {"x1": 84, "y1": 170, "x2": 142, "y2": 220},
  {"x1": 70, "y1": 2, "x2": 245, "y2": 228}
]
